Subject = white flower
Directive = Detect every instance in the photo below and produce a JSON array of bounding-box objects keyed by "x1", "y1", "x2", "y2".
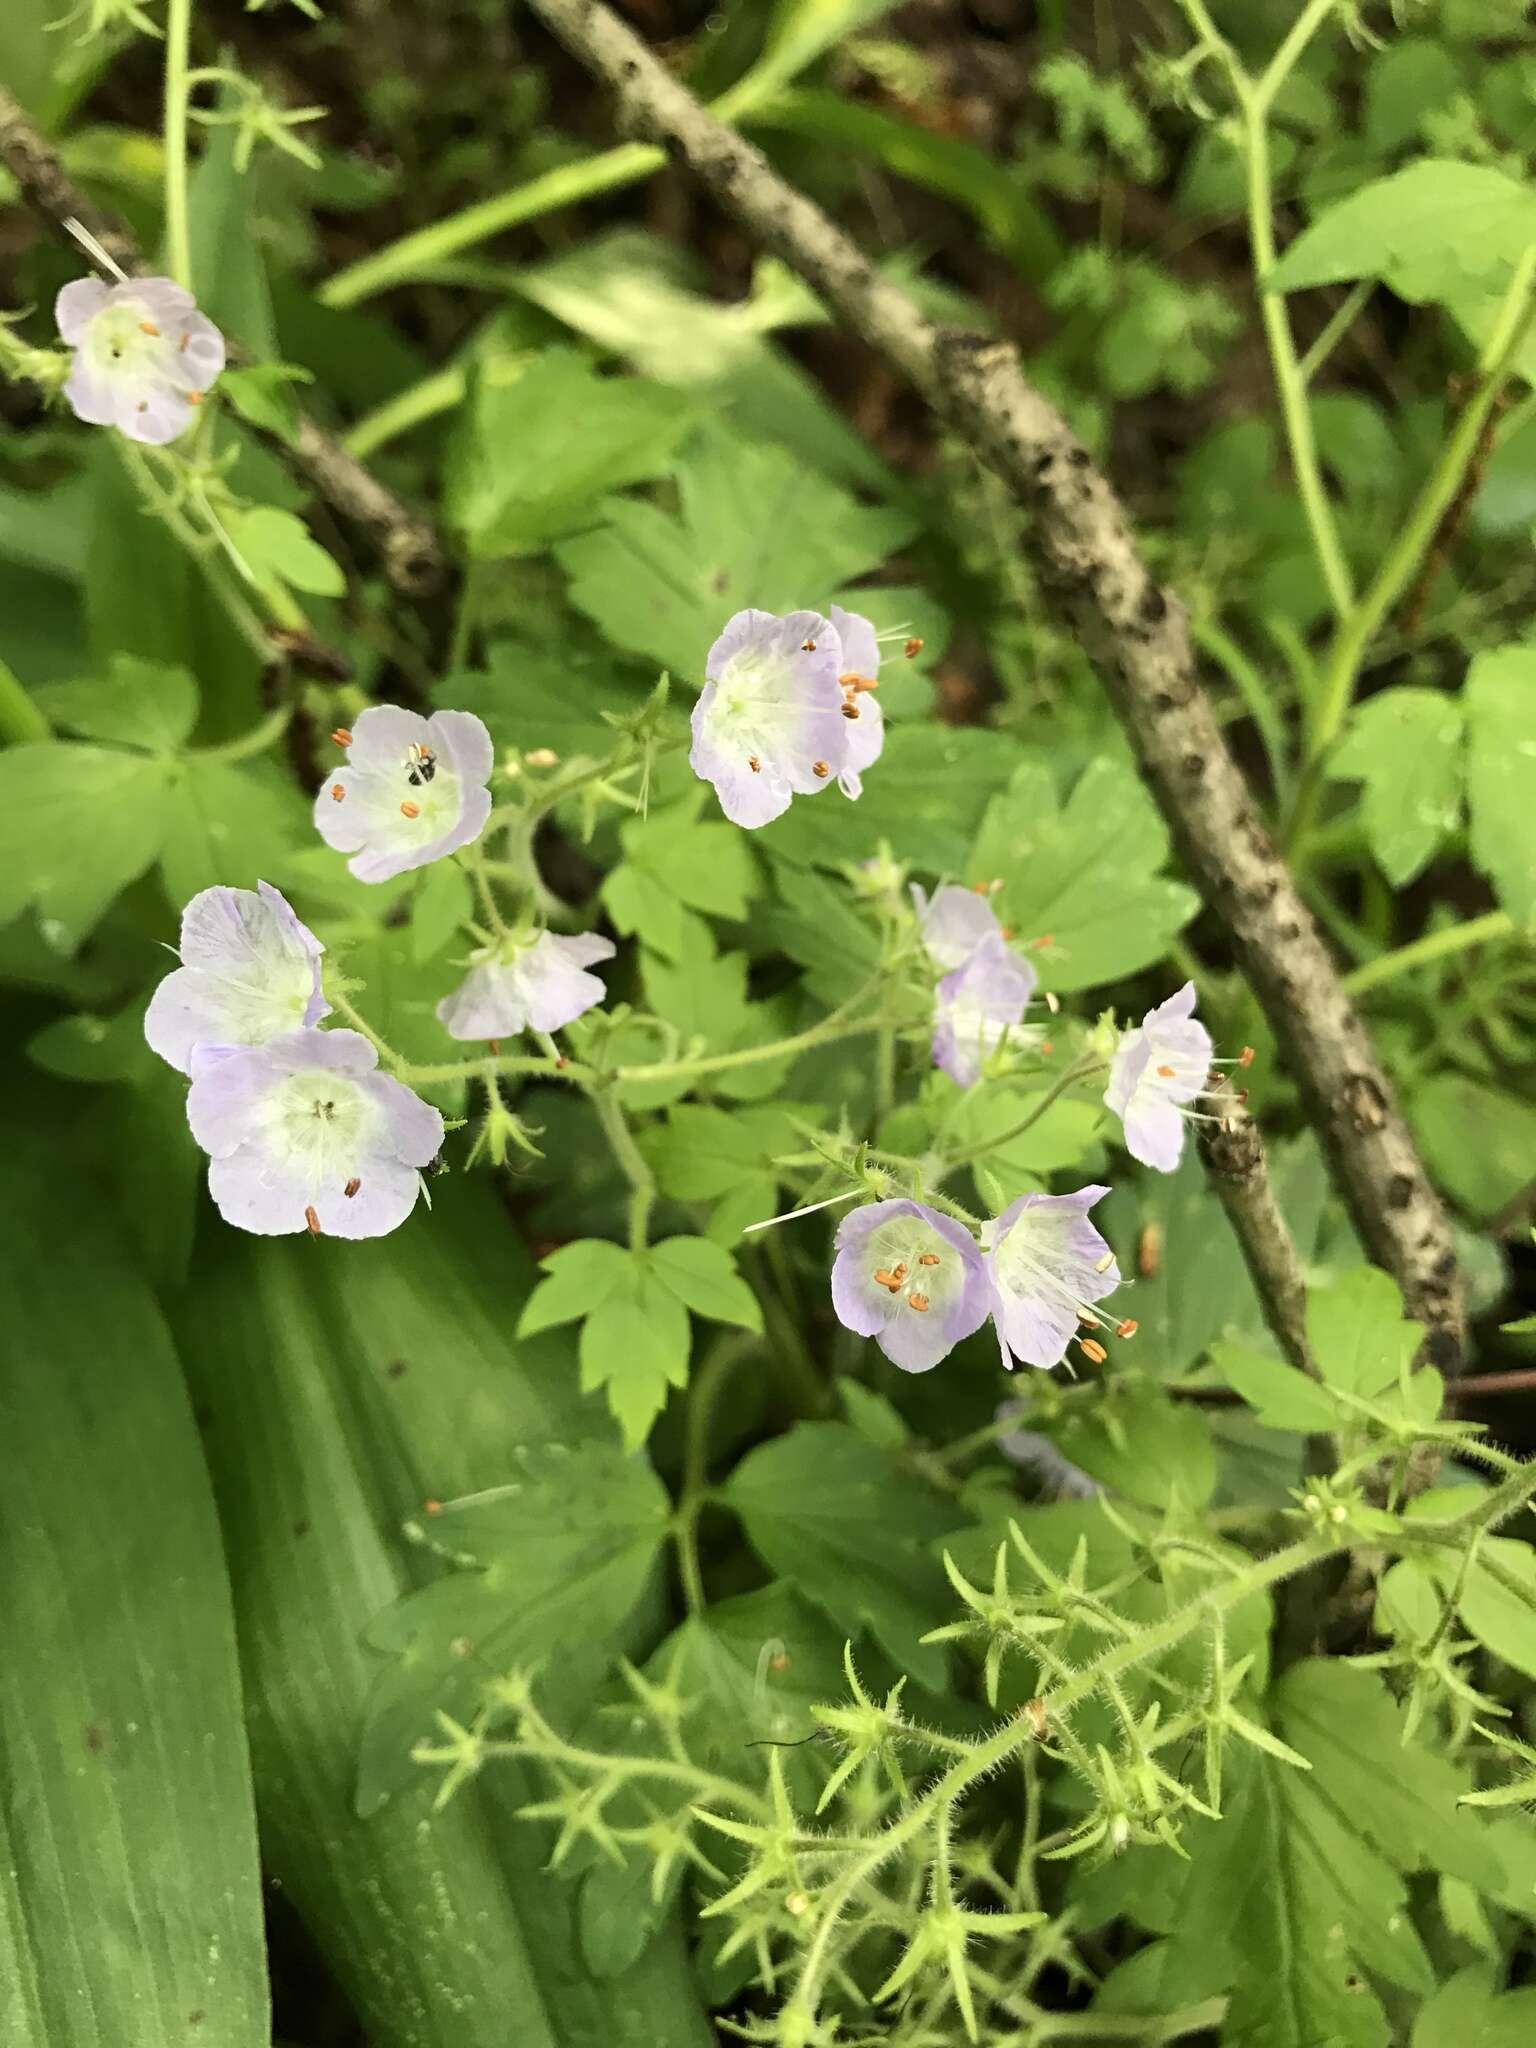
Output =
[
  {"x1": 436, "y1": 930, "x2": 616, "y2": 1040},
  {"x1": 1104, "y1": 982, "x2": 1213, "y2": 1172},
  {"x1": 144, "y1": 881, "x2": 328, "y2": 1076},
  {"x1": 314, "y1": 704, "x2": 494, "y2": 883},
  {"x1": 690, "y1": 609, "x2": 850, "y2": 828},
  {"x1": 55, "y1": 276, "x2": 225, "y2": 445},
  {"x1": 186, "y1": 1028, "x2": 443, "y2": 1239}
]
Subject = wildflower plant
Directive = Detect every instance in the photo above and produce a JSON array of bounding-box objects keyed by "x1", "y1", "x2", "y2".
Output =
[{"x1": 2, "y1": 3, "x2": 1536, "y2": 2047}]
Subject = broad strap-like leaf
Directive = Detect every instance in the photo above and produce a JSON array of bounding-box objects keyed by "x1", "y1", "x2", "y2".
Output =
[
  {"x1": 0, "y1": 1143, "x2": 267, "y2": 2048},
  {"x1": 175, "y1": 1181, "x2": 712, "y2": 2048}
]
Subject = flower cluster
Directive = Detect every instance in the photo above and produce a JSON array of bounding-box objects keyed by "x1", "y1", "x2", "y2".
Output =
[
  {"x1": 832, "y1": 1184, "x2": 1122, "y2": 1376},
  {"x1": 144, "y1": 704, "x2": 617, "y2": 1237},
  {"x1": 689, "y1": 604, "x2": 888, "y2": 827},
  {"x1": 56, "y1": 275, "x2": 225, "y2": 446},
  {"x1": 914, "y1": 882, "x2": 1040, "y2": 1089},
  {"x1": 146, "y1": 883, "x2": 443, "y2": 1238}
]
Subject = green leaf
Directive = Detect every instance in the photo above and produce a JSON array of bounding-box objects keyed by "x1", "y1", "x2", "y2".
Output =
[
  {"x1": 1415, "y1": 1967, "x2": 1536, "y2": 2048},
  {"x1": 1305, "y1": 1267, "x2": 1422, "y2": 1398},
  {"x1": 218, "y1": 361, "x2": 313, "y2": 446},
  {"x1": 648, "y1": 1579, "x2": 848, "y2": 1785},
  {"x1": 752, "y1": 90, "x2": 1061, "y2": 276},
  {"x1": 602, "y1": 804, "x2": 759, "y2": 959},
  {"x1": 760, "y1": 723, "x2": 1021, "y2": 876},
  {"x1": 1364, "y1": 38, "x2": 1464, "y2": 154},
  {"x1": 514, "y1": 231, "x2": 823, "y2": 385},
  {"x1": 441, "y1": 638, "x2": 640, "y2": 759},
  {"x1": 1087, "y1": 1736, "x2": 1424, "y2": 2040},
  {"x1": 0, "y1": 742, "x2": 169, "y2": 944},
  {"x1": 1410, "y1": 1072, "x2": 1536, "y2": 1222},
  {"x1": 580, "y1": 1265, "x2": 693, "y2": 1449},
  {"x1": 648, "y1": 1235, "x2": 763, "y2": 1332},
  {"x1": 760, "y1": 857, "x2": 882, "y2": 1005},
  {"x1": 0, "y1": 1138, "x2": 267, "y2": 2048},
  {"x1": 641, "y1": 1100, "x2": 815, "y2": 1240},
  {"x1": 639, "y1": 926, "x2": 795, "y2": 1104},
  {"x1": 619, "y1": 806, "x2": 759, "y2": 924},
  {"x1": 1046, "y1": 1384, "x2": 1218, "y2": 1510},
  {"x1": 176, "y1": 1188, "x2": 712, "y2": 2047},
  {"x1": 33, "y1": 654, "x2": 198, "y2": 750},
  {"x1": 556, "y1": 421, "x2": 915, "y2": 676},
  {"x1": 448, "y1": 347, "x2": 697, "y2": 557},
  {"x1": 1212, "y1": 1341, "x2": 1341, "y2": 1433},
  {"x1": 1102, "y1": 1140, "x2": 1327, "y2": 1379},
  {"x1": 187, "y1": 116, "x2": 278, "y2": 354},
  {"x1": 229, "y1": 505, "x2": 346, "y2": 597},
  {"x1": 158, "y1": 759, "x2": 309, "y2": 904},
  {"x1": 721, "y1": 1421, "x2": 961, "y2": 1686},
  {"x1": 363, "y1": 1441, "x2": 670, "y2": 1807},
  {"x1": 1405, "y1": 1520, "x2": 1536, "y2": 1679},
  {"x1": 411, "y1": 858, "x2": 475, "y2": 963},
  {"x1": 1465, "y1": 646, "x2": 1536, "y2": 927},
  {"x1": 1266, "y1": 159, "x2": 1536, "y2": 303},
  {"x1": 1277, "y1": 1659, "x2": 1504, "y2": 1891},
  {"x1": 518, "y1": 1237, "x2": 635, "y2": 1337},
  {"x1": 1330, "y1": 687, "x2": 1464, "y2": 887},
  {"x1": 969, "y1": 756, "x2": 1199, "y2": 990}
]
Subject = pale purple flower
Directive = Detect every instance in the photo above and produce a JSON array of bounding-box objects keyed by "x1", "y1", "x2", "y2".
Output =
[
  {"x1": 828, "y1": 603, "x2": 884, "y2": 801},
  {"x1": 314, "y1": 704, "x2": 493, "y2": 884},
  {"x1": 932, "y1": 932, "x2": 1038, "y2": 1089},
  {"x1": 996, "y1": 1409, "x2": 1103, "y2": 1497},
  {"x1": 1104, "y1": 982, "x2": 1213, "y2": 1173},
  {"x1": 690, "y1": 609, "x2": 849, "y2": 828},
  {"x1": 987, "y1": 1186, "x2": 1121, "y2": 1372},
  {"x1": 144, "y1": 880, "x2": 328, "y2": 1076},
  {"x1": 56, "y1": 275, "x2": 224, "y2": 446},
  {"x1": 911, "y1": 882, "x2": 1003, "y2": 972},
  {"x1": 437, "y1": 930, "x2": 616, "y2": 1040},
  {"x1": 832, "y1": 1199, "x2": 991, "y2": 1373},
  {"x1": 186, "y1": 1027, "x2": 442, "y2": 1239}
]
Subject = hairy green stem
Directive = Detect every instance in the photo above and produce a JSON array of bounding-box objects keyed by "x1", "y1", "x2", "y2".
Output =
[
  {"x1": 1288, "y1": 246, "x2": 1536, "y2": 849},
  {"x1": 163, "y1": 0, "x2": 193, "y2": 289},
  {"x1": 1343, "y1": 911, "x2": 1517, "y2": 997},
  {"x1": 594, "y1": 1087, "x2": 656, "y2": 1252},
  {"x1": 782, "y1": 1531, "x2": 1344, "y2": 2024},
  {"x1": 1193, "y1": 618, "x2": 1292, "y2": 809},
  {"x1": 673, "y1": 1338, "x2": 753, "y2": 1615},
  {"x1": 1298, "y1": 278, "x2": 1373, "y2": 386},
  {"x1": 935, "y1": 1056, "x2": 1105, "y2": 1179},
  {"x1": 194, "y1": 702, "x2": 292, "y2": 763},
  {"x1": 319, "y1": 54, "x2": 799, "y2": 309}
]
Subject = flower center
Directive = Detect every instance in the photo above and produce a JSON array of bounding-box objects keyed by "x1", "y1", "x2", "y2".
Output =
[
  {"x1": 865, "y1": 1217, "x2": 958, "y2": 1317},
  {"x1": 266, "y1": 1069, "x2": 377, "y2": 1177},
  {"x1": 84, "y1": 298, "x2": 180, "y2": 382}
]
